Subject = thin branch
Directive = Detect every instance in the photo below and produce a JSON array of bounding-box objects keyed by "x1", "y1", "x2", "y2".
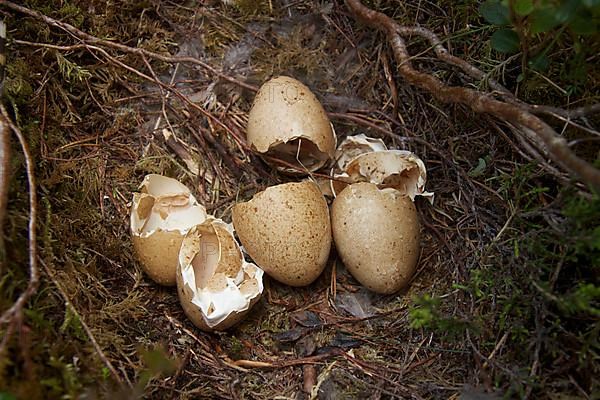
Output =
[
  {"x1": 393, "y1": 24, "x2": 600, "y2": 125},
  {"x1": 395, "y1": 25, "x2": 513, "y2": 96},
  {"x1": 530, "y1": 103, "x2": 600, "y2": 121},
  {"x1": 0, "y1": 111, "x2": 9, "y2": 256},
  {"x1": 0, "y1": 105, "x2": 39, "y2": 325}
]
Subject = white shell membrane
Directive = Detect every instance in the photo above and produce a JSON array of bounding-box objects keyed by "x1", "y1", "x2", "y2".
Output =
[
  {"x1": 179, "y1": 219, "x2": 264, "y2": 328},
  {"x1": 130, "y1": 174, "x2": 207, "y2": 238}
]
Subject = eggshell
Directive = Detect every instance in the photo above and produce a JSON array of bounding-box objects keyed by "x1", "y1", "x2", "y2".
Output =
[
  {"x1": 331, "y1": 183, "x2": 420, "y2": 294},
  {"x1": 132, "y1": 229, "x2": 186, "y2": 286},
  {"x1": 232, "y1": 181, "x2": 332, "y2": 286},
  {"x1": 335, "y1": 150, "x2": 433, "y2": 201},
  {"x1": 334, "y1": 134, "x2": 387, "y2": 171},
  {"x1": 177, "y1": 219, "x2": 263, "y2": 331},
  {"x1": 246, "y1": 76, "x2": 336, "y2": 173},
  {"x1": 177, "y1": 264, "x2": 263, "y2": 331},
  {"x1": 130, "y1": 174, "x2": 207, "y2": 286}
]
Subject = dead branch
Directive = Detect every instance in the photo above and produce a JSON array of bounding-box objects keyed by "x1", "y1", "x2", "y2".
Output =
[
  {"x1": 396, "y1": 25, "x2": 513, "y2": 97},
  {"x1": 394, "y1": 23, "x2": 600, "y2": 125},
  {"x1": 0, "y1": 112, "x2": 9, "y2": 256},
  {"x1": 0, "y1": 105, "x2": 39, "y2": 336},
  {"x1": 345, "y1": 0, "x2": 600, "y2": 190},
  {"x1": 387, "y1": 21, "x2": 598, "y2": 122}
]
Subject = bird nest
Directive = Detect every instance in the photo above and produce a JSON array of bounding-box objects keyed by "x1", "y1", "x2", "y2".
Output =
[{"x1": 0, "y1": 1, "x2": 599, "y2": 399}]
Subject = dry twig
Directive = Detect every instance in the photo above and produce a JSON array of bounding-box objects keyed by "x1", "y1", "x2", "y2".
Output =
[
  {"x1": 0, "y1": 105, "x2": 39, "y2": 347},
  {"x1": 0, "y1": 112, "x2": 9, "y2": 254}
]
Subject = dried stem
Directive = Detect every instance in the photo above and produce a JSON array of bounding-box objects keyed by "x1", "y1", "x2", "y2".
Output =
[
  {"x1": 0, "y1": 113, "x2": 9, "y2": 257},
  {"x1": 0, "y1": 105, "x2": 39, "y2": 334}
]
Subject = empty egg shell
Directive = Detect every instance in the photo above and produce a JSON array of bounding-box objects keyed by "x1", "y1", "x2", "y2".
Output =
[
  {"x1": 246, "y1": 76, "x2": 337, "y2": 174},
  {"x1": 130, "y1": 174, "x2": 207, "y2": 286},
  {"x1": 232, "y1": 181, "x2": 332, "y2": 286},
  {"x1": 335, "y1": 149, "x2": 433, "y2": 201},
  {"x1": 334, "y1": 134, "x2": 387, "y2": 171},
  {"x1": 316, "y1": 132, "x2": 387, "y2": 199},
  {"x1": 177, "y1": 219, "x2": 263, "y2": 331},
  {"x1": 331, "y1": 183, "x2": 420, "y2": 294}
]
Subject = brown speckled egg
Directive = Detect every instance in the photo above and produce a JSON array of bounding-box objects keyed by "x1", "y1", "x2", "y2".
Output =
[
  {"x1": 246, "y1": 76, "x2": 336, "y2": 174},
  {"x1": 232, "y1": 181, "x2": 331, "y2": 286},
  {"x1": 331, "y1": 183, "x2": 420, "y2": 294}
]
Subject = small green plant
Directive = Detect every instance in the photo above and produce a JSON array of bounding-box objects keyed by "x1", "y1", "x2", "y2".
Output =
[
  {"x1": 59, "y1": 306, "x2": 87, "y2": 341},
  {"x1": 55, "y1": 52, "x2": 92, "y2": 83},
  {"x1": 560, "y1": 283, "x2": 600, "y2": 316},
  {"x1": 409, "y1": 294, "x2": 476, "y2": 338},
  {"x1": 479, "y1": 0, "x2": 600, "y2": 91},
  {"x1": 137, "y1": 346, "x2": 178, "y2": 389},
  {"x1": 455, "y1": 185, "x2": 600, "y2": 393}
]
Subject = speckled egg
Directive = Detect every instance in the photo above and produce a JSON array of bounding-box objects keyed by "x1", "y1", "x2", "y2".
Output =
[
  {"x1": 232, "y1": 181, "x2": 332, "y2": 286},
  {"x1": 331, "y1": 182, "x2": 420, "y2": 294}
]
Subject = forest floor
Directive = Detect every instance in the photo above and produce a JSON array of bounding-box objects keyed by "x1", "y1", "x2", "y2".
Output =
[{"x1": 0, "y1": 0, "x2": 599, "y2": 399}]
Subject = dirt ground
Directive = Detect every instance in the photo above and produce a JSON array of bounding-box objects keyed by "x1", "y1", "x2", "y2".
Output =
[{"x1": 0, "y1": 1, "x2": 599, "y2": 399}]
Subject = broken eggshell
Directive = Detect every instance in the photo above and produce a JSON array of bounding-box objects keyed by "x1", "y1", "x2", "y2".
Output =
[
  {"x1": 331, "y1": 183, "x2": 420, "y2": 294},
  {"x1": 311, "y1": 134, "x2": 389, "y2": 199},
  {"x1": 334, "y1": 149, "x2": 433, "y2": 201},
  {"x1": 177, "y1": 218, "x2": 263, "y2": 331},
  {"x1": 232, "y1": 181, "x2": 332, "y2": 286},
  {"x1": 130, "y1": 174, "x2": 207, "y2": 286},
  {"x1": 334, "y1": 134, "x2": 387, "y2": 171},
  {"x1": 246, "y1": 76, "x2": 337, "y2": 174}
]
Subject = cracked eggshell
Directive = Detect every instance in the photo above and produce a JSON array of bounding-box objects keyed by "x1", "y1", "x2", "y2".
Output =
[
  {"x1": 331, "y1": 183, "x2": 420, "y2": 294},
  {"x1": 335, "y1": 134, "x2": 387, "y2": 171},
  {"x1": 335, "y1": 150, "x2": 433, "y2": 201},
  {"x1": 177, "y1": 219, "x2": 263, "y2": 331},
  {"x1": 246, "y1": 76, "x2": 336, "y2": 173},
  {"x1": 130, "y1": 174, "x2": 207, "y2": 286},
  {"x1": 232, "y1": 181, "x2": 332, "y2": 286}
]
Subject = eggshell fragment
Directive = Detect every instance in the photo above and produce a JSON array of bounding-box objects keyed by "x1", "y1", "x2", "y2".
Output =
[
  {"x1": 177, "y1": 219, "x2": 263, "y2": 331},
  {"x1": 130, "y1": 174, "x2": 207, "y2": 286},
  {"x1": 335, "y1": 150, "x2": 433, "y2": 201},
  {"x1": 335, "y1": 134, "x2": 387, "y2": 171},
  {"x1": 232, "y1": 181, "x2": 332, "y2": 286},
  {"x1": 331, "y1": 183, "x2": 420, "y2": 294},
  {"x1": 246, "y1": 76, "x2": 337, "y2": 173}
]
